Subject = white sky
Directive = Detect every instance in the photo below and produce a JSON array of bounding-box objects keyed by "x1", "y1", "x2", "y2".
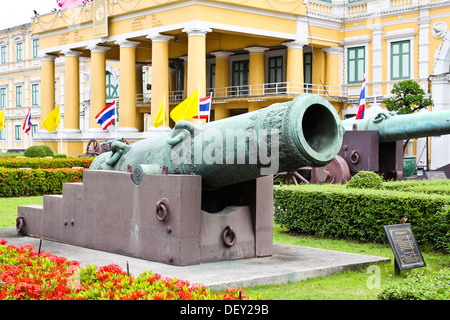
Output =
[{"x1": 0, "y1": 0, "x2": 57, "y2": 29}]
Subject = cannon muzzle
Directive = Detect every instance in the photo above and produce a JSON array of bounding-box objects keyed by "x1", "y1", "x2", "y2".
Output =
[
  {"x1": 342, "y1": 111, "x2": 450, "y2": 143},
  {"x1": 90, "y1": 94, "x2": 344, "y2": 190}
]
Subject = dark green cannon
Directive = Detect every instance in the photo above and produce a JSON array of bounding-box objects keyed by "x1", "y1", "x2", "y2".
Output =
[
  {"x1": 342, "y1": 111, "x2": 450, "y2": 143},
  {"x1": 308, "y1": 110, "x2": 450, "y2": 184},
  {"x1": 90, "y1": 94, "x2": 344, "y2": 190}
]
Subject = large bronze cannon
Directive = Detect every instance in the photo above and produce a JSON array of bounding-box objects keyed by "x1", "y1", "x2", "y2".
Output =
[
  {"x1": 18, "y1": 94, "x2": 345, "y2": 266},
  {"x1": 90, "y1": 94, "x2": 344, "y2": 190}
]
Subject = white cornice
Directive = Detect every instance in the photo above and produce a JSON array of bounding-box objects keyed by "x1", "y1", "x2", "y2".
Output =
[
  {"x1": 383, "y1": 28, "x2": 417, "y2": 41},
  {"x1": 343, "y1": 35, "x2": 372, "y2": 46}
]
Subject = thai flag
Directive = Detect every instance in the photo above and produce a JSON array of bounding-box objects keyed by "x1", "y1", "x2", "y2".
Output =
[
  {"x1": 198, "y1": 95, "x2": 211, "y2": 120},
  {"x1": 23, "y1": 108, "x2": 32, "y2": 135},
  {"x1": 356, "y1": 77, "x2": 366, "y2": 120},
  {"x1": 95, "y1": 100, "x2": 116, "y2": 130}
]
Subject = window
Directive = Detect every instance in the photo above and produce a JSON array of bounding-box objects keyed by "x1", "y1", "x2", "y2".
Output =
[
  {"x1": 304, "y1": 52, "x2": 312, "y2": 92},
  {"x1": 16, "y1": 42, "x2": 23, "y2": 61},
  {"x1": 31, "y1": 124, "x2": 38, "y2": 137},
  {"x1": 32, "y1": 39, "x2": 39, "y2": 58},
  {"x1": 391, "y1": 40, "x2": 410, "y2": 80},
  {"x1": 14, "y1": 125, "x2": 21, "y2": 141},
  {"x1": 32, "y1": 84, "x2": 39, "y2": 106},
  {"x1": 0, "y1": 88, "x2": 6, "y2": 108},
  {"x1": 209, "y1": 63, "x2": 215, "y2": 89},
  {"x1": 348, "y1": 46, "x2": 365, "y2": 83},
  {"x1": 0, "y1": 129, "x2": 5, "y2": 141},
  {"x1": 268, "y1": 56, "x2": 283, "y2": 84},
  {"x1": 15, "y1": 86, "x2": 22, "y2": 108},
  {"x1": 231, "y1": 60, "x2": 249, "y2": 96},
  {"x1": 106, "y1": 71, "x2": 119, "y2": 100},
  {"x1": 1, "y1": 46, "x2": 7, "y2": 64}
]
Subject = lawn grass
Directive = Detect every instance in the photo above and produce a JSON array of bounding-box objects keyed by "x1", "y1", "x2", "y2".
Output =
[
  {"x1": 0, "y1": 196, "x2": 43, "y2": 229},
  {"x1": 244, "y1": 224, "x2": 450, "y2": 300},
  {"x1": 1, "y1": 196, "x2": 448, "y2": 300}
]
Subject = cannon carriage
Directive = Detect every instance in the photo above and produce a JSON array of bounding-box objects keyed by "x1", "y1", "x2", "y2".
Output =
[{"x1": 79, "y1": 138, "x2": 129, "y2": 157}]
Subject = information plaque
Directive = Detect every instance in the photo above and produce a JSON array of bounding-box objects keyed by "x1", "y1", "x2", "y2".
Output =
[{"x1": 384, "y1": 223, "x2": 426, "y2": 274}]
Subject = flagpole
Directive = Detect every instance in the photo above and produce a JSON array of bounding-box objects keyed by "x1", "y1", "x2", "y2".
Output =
[
  {"x1": 197, "y1": 86, "x2": 200, "y2": 125},
  {"x1": 115, "y1": 99, "x2": 118, "y2": 140},
  {"x1": 60, "y1": 105, "x2": 63, "y2": 154},
  {"x1": 162, "y1": 95, "x2": 166, "y2": 134},
  {"x1": 208, "y1": 91, "x2": 212, "y2": 123}
]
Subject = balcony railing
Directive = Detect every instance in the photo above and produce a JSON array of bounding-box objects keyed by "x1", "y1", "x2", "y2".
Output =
[
  {"x1": 136, "y1": 82, "x2": 344, "y2": 105},
  {"x1": 306, "y1": 0, "x2": 446, "y2": 19}
]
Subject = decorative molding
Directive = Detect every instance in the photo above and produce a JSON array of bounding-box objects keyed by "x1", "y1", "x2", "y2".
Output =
[
  {"x1": 432, "y1": 21, "x2": 447, "y2": 38},
  {"x1": 147, "y1": 33, "x2": 173, "y2": 43},
  {"x1": 382, "y1": 28, "x2": 417, "y2": 41},
  {"x1": 182, "y1": 26, "x2": 212, "y2": 37},
  {"x1": 62, "y1": 50, "x2": 83, "y2": 57},
  {"x1": 211, "y1": 51, "x2": 233, "y2": 59},
  {"x1": 282, "y1": 40, "x2": 308, "y2": 50},
  {"x1": 343, "y1": 35, "x2": 372, "y2": 46},
  {"x1": 87, "y1": 44, "x2": 110, "y2": 53},
  {"x1": 115, "y1": 39, "x2": 140, "y2": 48},
  {"x1": 244, "y1": 46, "x2": 269, "y2": 54}
]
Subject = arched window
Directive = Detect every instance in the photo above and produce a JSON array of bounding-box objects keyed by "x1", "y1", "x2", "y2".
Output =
[{"x1": 106, "y1": 71, "x2": 118, "y2": 100}]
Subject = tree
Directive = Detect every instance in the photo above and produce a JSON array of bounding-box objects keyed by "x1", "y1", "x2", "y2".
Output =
[
  {"x1": 382, "y1": 79, "x2": 433, "y2": 114},
  {"x1": 383, "y1": 80, "x2": 434, "y2": 154}
]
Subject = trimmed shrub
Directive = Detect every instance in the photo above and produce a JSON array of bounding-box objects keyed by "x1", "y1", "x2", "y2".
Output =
[
  {"x1": 39, "y1": 145, "x2": 54, "y2": 157},
  {"x1": 378, "y1": 268, "x2": 450, "y2": 300},
  {"x1": 53, "y1": 153, "x2": 67, "y2": 158},
  {"x1": 0, "y1": 157, "x2": 94, "y2": 169},
  {"x1": 274, "y1": 184, "x2": 450, "y2": 253},
  {"x1": 0, "y1": 167, "x2": 85, "y2": 197},
  {"x1": 23, "y1": 146, "x2": 46, "y2": 158},
  {"x1": 346, "y1": 171, "x2": 383, "y2": 189}
]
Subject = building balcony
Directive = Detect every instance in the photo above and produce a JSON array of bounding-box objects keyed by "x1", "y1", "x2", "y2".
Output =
[
  {"x1": 306, "y1": 0, "x2": 446, "y2": 20},
  {"x1": 136, "y1": 82, "x2": 345, "y2": 107}
]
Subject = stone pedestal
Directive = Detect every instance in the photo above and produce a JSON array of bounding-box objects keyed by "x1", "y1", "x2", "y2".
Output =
[{"x1": 17, "y1": 170, "x2": 273, "y2": 266}]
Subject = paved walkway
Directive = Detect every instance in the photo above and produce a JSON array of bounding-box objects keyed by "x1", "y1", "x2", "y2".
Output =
[{"x1": 0, "y1": 228, "x2": 390, "y2": 290}]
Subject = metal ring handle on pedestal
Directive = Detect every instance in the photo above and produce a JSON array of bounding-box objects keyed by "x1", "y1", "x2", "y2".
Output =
[
  {"x1": 155, "y1": 198, "x2": 169, "y2": 221},
  {"x1": 350, "y1": 150, "x2": 360, "y2": 164},
  {"x1": 16, "y1": 216, "x2": 25, "y2": 233},
  {"x1": 222, "y1": 225, "x2": 236, "y2": 247}
]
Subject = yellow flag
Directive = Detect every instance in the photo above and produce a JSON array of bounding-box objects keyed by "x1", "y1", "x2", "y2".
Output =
[
  {"x1": 0, "y1": 109, "x2": 4, "y2": 130},
  {"x1": 152, "y1": 97, "x2": 165, "y2": 128},
  {"x1": 170, "y1": 89, "x2": 199, "y2": 123},
  {"x1": 42, "y1": 105, "x2": 60, "y2": 132}
]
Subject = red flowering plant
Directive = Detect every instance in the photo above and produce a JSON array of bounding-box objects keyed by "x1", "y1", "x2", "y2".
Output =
[{"x1": 0, "y1": 239, "x2": 256, "y2": 300}]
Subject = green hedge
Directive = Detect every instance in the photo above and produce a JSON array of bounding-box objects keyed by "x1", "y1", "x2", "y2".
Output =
[
  {"x1": 384, "y1": 179, "x2": 450, "y2": 196},
  {"x1": 0, "y1": 167, "x2": 86, "y2": 197},
  {"x1": 274, "y1": 184, "x2": 450, "y2": 253},
  {"x1": 0, "y1": 157, "x2": 94, "y2": 169}
]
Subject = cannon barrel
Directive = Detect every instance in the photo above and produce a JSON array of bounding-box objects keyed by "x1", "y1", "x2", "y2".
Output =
[
  {"x1": 90, "y1": 94, "x2": 344, "y2": 190},
  {"x1": 342, "y1": 111, "x2": 450, "y2": 143}
]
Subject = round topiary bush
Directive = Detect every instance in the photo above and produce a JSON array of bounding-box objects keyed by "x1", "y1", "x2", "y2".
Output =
[
  {"x1": 39, "y1": 145, "x2": 54, "y2": 157},
  {"x1": 346, "y1": 171, "x2": 383, "y2": 189},
  {"x1": 24, "y1": 146, "x2": 46, "y2": 158}
]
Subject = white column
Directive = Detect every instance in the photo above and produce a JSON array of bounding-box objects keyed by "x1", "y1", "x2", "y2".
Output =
[
  {"x1": 429, "y1": 74, "x2": 450, "y2": 169},
  {"x1": 371, "y1": 26, "x2": 383, "y2": 95}
]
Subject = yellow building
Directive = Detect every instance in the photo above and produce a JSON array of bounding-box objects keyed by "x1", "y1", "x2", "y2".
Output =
[
  {"x1": 3, "y1": 0, "x2": 450, "y2": 168},
  {"x1": 0, "y1": 23, "x2": 43, "y2": 152}
]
